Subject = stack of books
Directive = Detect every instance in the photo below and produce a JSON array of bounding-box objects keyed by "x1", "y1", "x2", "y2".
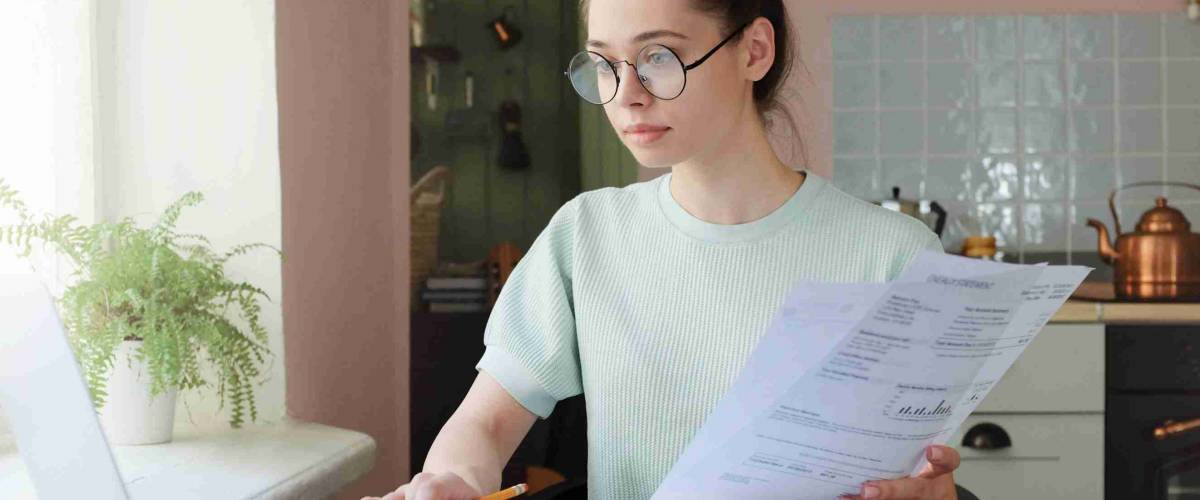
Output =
[{"x1": 421, "y1": 275, "x2": 489, "y2": 313}]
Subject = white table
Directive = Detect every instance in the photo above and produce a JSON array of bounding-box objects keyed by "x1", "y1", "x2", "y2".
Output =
[{"x1": 0, "y1": 418, "x2": 376, "y2": 499}]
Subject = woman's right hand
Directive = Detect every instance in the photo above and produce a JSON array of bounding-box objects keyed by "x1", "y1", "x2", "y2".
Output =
[{"x1": 361, "y1": 471, "x2": 483, "y2": 500}]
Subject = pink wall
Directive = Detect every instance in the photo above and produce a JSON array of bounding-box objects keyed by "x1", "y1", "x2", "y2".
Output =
[
  {"x1": 276, "y1": 1, "x2": 412, "y2": 498},
  {"x1": 639, "y1": 0, "x2": 1182, "y2": 182}
]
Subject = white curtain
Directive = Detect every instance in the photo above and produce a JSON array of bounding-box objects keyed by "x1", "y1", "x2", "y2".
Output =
[
  {"x1": 0, "y1": 0, "x2": 285, "y2": 427},
  {"x1": 0, "y1": 0, "x2": 98, "y2": 285}
]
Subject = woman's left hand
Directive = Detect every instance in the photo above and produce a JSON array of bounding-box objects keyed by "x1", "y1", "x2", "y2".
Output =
[{"x1": 839, "y1": 445, "x2": 960, "y2": 500}]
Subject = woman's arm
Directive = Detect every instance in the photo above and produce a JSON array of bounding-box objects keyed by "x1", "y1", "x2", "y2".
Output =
[{"x1": 422, "y1": 371, "x2": 539, "y2": 492}]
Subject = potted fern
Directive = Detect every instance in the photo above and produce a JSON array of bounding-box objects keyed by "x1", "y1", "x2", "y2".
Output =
[{"x1": 0, "y1": 179, "x2": 280, "y2": 444}]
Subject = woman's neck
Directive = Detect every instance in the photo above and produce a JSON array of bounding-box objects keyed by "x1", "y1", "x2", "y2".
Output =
[{"x1": 666, "y1": 108, "x2": 804, "y2": 226}]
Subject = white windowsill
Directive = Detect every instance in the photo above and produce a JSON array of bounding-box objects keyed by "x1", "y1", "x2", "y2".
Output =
[{"x1": 0, "y1": 418, "x2": 376, "y2": 499}]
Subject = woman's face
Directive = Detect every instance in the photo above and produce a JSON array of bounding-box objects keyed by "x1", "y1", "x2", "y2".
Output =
[{"x1": 585, "y1": 0, "x2": 749, "y2": 168}]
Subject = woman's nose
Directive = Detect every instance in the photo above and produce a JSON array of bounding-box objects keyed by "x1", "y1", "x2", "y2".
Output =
[{"x1": 612, "y1": 62, "x2": 651, "y2": 108}]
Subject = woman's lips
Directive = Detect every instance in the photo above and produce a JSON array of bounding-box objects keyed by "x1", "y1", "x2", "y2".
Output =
[{"x1": 623, "y1": 125, "x2": 671, "y2": 146}]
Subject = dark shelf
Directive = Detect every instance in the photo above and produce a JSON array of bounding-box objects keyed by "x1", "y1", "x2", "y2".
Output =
[
  {"x1": 411, "y1": 44, "x2": 461, "y2": 65},
  {"x1": 409, "y1": 310, "x2": 588, "y2": 483}
]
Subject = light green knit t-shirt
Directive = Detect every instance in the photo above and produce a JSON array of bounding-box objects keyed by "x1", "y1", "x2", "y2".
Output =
[{"x1": 475, "y1": 170, "x2": 944, "y2": 499}]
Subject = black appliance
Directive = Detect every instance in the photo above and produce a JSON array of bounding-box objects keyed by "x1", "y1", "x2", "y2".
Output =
[{"x1": 1107, "y1": 324, "x2": 1200, "y2": 499}]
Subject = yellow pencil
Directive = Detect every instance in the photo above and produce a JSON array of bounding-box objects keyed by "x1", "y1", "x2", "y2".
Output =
[{"x1": 478, "y1": 483, "x2": 528, "y2": 500}]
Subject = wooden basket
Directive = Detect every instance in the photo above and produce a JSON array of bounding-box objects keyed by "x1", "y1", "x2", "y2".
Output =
[{"x1": 411, "y1": 165, "x2": 453, "y2": 307}]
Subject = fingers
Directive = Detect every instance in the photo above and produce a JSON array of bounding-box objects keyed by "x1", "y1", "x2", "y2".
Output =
[
  {"x1": 836, "y1": 447, "x2": 960, "y2": 500},
  {"x1": 916, "y1": 445, "x2": 961, "y2": 479},
  {"x1": 860, "y1": 477, "x2": 931, "y2": 499},
  {"x1": 410, "y1": 472, "x2": 459, "y2": 500},
  {"x1": 839, "y1": 473, "x2": 957, "y2": 500}
]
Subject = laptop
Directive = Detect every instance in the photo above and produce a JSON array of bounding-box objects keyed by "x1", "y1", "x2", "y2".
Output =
[{"x1": 0, "y1": 273, "x2": 129, "y2": 499}]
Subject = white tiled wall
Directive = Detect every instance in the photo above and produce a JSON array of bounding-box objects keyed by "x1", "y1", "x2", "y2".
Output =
[{"x1": 831, "y1": 13, "x2": 1200, "y2": 263}]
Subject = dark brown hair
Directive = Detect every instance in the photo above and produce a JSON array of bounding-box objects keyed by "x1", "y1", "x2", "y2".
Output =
[{"x1": 581, "y1": 0, "x2": 807, "y2": 163}]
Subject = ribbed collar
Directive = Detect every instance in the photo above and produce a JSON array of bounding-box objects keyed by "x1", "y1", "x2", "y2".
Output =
[{"x1": 656, "y1": 169, "x2": 824, "y2": 244}]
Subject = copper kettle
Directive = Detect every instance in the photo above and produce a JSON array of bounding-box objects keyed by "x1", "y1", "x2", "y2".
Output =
[{"x1": 1085, "y1": 181, "x2": 1200, "y2": 301}]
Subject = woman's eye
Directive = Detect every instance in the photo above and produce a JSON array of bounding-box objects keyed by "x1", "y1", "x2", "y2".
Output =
[
  {"x1": 647, "y1": 52, "x2": 670, "y2": 65},
  {"x1": 595, "y1": 61, "x2": 613, "y2": 74}
]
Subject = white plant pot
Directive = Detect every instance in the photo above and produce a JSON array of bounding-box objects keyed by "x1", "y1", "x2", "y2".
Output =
[{"x1": 98, "y1": 340, "x2": 178, "y2": 445}]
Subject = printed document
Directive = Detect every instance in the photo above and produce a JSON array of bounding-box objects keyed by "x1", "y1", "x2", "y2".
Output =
[{"x1": 651, "y1": 251, "x2": 1092, "y2": 499}]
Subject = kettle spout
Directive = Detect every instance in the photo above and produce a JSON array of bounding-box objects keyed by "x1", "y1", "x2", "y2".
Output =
[{"x1": 1085, "y1": 218, "x2": 1120, "y2": 265}]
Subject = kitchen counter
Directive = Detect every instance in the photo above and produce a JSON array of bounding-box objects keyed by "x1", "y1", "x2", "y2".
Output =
[
  {"x1": 1051, "y1": 299, "x2": 1200, "y2": 324},
  {"x1": 1048, "y1": 281, "x2": 1200, "y2": 324}
]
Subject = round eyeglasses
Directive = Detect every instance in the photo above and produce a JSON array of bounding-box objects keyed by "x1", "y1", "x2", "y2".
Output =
[{"x1": 565, "y1": 21, "x2": 751, "y2": 105}]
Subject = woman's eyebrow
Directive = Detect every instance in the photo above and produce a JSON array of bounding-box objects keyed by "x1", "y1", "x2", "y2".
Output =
[{"x1": 585, "y1": 29, "x2": 690, "y2": 49}]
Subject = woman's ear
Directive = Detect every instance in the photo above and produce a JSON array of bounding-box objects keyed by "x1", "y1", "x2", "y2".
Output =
[{"x1": 743, "y1": 16, "x2": 776, "y2": 82}]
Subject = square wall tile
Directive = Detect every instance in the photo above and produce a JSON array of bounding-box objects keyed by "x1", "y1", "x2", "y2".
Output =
[
  {"x1": 926, "y1": 157, "x2": 974, "y2": 202},
  {"x1": 977, "y1": 108, "x2": 1017, "y2": 154},
  {"x1": 1071, "y1": 156, "x2": 1117, "y2": 201},
  {"x1": 835, "y1": 62, "x2": 876, "y2": 108},
  {"x1": 1166, "y1": 60, "x2": 1200, "y2": 107},
  {"x1": 880, "y1": 157, "x2": 925, "y2": 198},
  {"x1": 1168, "y1": 109, "x2": 1200, "y2": 154},
  {"x1": 977, "y1": 16, "x2": 1017, "y2": 59},
  {"x1": 1118, "y1": 61, "x2": 1163, "y2": 106},
  {"x1": 880, "y1": 16, "x2": 924, "y2": 61},
  {"x1": 1118, "y1": 14, "x2": 1162, "y2": 59},
  {"x1": 879, "y1": 110, "x2": 924, "y2": 155},
  {"x1": 928, "y1": 15, "x2": 972, "y2": 60},
  {"x1": 1024, "y1": 15, "x2": 1065, "y2": 60},
  {"x1": 834, "y1": 111, "x2": 877, "y2": 155},
  {"x1": 1165, "y1": 15, "x2": 1200, "y2": 58},
  {"x1": 1025, "y1": 156, "x2": 1068, "y2": 201},
  {"x1": 928, "y1": 62, "x2": 973, "y2": 108},
  {"x1": 1068, "y1": 14, "x2": 1114, "y2": 60},
  {"x1": 833, "y1": 157, "x2": 879, "y2": 200},
  {"x1": 1068, "y1": 61, "x2": 1114, "y2": 106},
  {"x1": 1118, "y1": 108, "x2": 1163, "y2": 154},
  {"x1": 1024, "y1": 108, "x2": 1068, "y2": 154},
  {"x1": 928, "y1": 108, "x2": 973, "y2": 154},
  {"x1": 1023, "y1": 62, "x2": 1065, "y2": 107},
  {"x1": 880, "y1": 62, "x2": 924, "y2": 107},
  {"x1": 978, "y1": 62, "x2": 1018, "y2": 107},
  {"x1": 1024, "y1": 202, "x2": 1069, "y2": 251},
  {"x1": 833, "y1": 16, "x2": 876, "y2": 61},
  {"x1": 970, "y1": 156, "x2": 1020, "y2": 202},
  {"x1": 1167, "y1": 156, "x2": 1200, "y2": 200},
  {"x1": 1117, "y1": 155, "x2": 1166, "y2": 201},
  {"x1": 1070, "y1": 108, "x2": 1115, "y2": 154}
]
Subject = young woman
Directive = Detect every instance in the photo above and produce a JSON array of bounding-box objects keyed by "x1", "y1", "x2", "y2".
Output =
[{"x1": 369, "y1": 1, "x2": 960, "y2": 499}]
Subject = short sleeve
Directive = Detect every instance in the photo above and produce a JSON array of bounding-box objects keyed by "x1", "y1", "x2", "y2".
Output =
[
  {"x1": 924, "y1": 232, "x2": 946, "y2": 254},
  {"x1": 886, "y1": 220, "x2": 946, "y2": 281},
  {"x1": 474, "y1": 197, "x2": 583, "y2": 419}
]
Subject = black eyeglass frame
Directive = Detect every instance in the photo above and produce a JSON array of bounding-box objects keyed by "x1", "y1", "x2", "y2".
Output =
[{"x1": 564, "y1": 20, "x2": 753, "y2": 105}]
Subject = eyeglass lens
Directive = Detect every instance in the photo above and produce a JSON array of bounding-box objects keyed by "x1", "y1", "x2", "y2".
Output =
[{"x1": 566, "y1": 44, "x2": 685, "y2": 105}]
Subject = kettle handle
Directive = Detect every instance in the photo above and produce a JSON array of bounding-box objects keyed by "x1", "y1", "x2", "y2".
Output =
[{"x1": 1107, "y1": 181, "x2": 1200, "y2": 235}]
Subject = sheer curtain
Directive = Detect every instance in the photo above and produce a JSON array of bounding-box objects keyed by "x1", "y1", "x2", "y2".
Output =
[
  {"x1": 1, "y1": 0, "x2": 285, "y2": 428},
  {"x1": 0, "y1": 0, "x2": 98, "y2": 286}
]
